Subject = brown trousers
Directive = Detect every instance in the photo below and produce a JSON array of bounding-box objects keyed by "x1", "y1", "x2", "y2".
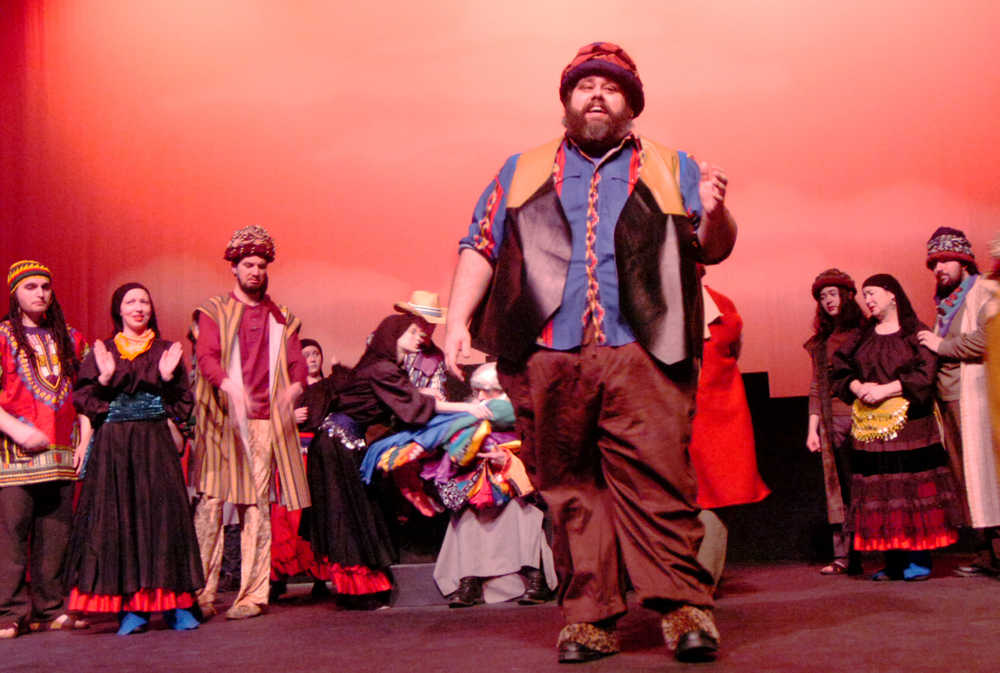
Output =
[{"x1": 499, "y1": 341, "x2": 714, "y2": 624}]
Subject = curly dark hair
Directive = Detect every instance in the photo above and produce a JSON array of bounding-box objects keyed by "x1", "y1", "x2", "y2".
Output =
[
  {"x1": 810, "y1": 286, "x2": 865, "y2": 342},
  {"x1": 4, "y1": 292, "x2": 80, "y2": 382}
]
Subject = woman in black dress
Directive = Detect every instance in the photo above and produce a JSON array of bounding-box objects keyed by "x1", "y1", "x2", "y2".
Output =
[
  {"x1": 66, "y1": 283, "x2": 204, "y2": 634},
  {"x1": 831, "y1": 274, "x2": 962, "y2": 581},
  {"x1": 301, "y1": 314, "x2": 488, "y2": 605}
]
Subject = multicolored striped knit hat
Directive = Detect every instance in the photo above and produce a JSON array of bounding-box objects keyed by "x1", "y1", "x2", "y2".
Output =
[
  {"x1": 559, "y1": 42, "x2": 645, "y2": 116},
  {"x1": 224, "y1": 225, "x2": 275, "y2": 263},
  {"x1": 7, "y1": 260, "x2": 52, "y2": 294},
  {"x1": 926, "y1": 227, "x2": 977, "y2": 272}
]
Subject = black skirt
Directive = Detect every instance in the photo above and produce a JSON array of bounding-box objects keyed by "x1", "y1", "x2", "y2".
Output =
[
  {"x1": 65, "y1": 419, "x2": 204, "y2": 597},
  {"x1": 301, "y1": 431, "x2": 397, "y2": 570}
]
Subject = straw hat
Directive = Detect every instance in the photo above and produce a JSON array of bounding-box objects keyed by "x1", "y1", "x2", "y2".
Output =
[{"x1": 394, "y1": 290, "x2": 447, "y2": 324}]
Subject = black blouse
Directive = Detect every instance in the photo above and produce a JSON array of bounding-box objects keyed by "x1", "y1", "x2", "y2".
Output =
[
  {"x1": 831, "y1": 324, "x2": 937, "y2": 418},
  {"x1": 301, "y1": 358, "x2": 435, "y2": 433},
  {"x1": 73, "y1": 338, "x2": 193, "y2": 424}
]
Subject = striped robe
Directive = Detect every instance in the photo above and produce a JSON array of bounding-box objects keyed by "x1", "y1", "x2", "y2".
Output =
[{"x1": 189, "y1": 295, "x2": 311, "y2": 510}]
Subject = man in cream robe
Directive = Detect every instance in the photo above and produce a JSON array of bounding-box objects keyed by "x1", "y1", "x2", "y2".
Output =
[{"x1": 918, "y1": 227, "x2": 1000, "y2": 574}]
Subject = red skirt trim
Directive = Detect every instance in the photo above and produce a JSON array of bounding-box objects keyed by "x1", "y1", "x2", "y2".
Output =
[
  {"x1": 854, "y1": 530, "x2": 958, "y2": 552},
  {"x1": 68, "y1": 588, "x2": 195, "y2": 613},
  {"x1": 270, "y1": 503, "x2": 322, "y2": 580},
  {"x1": 313, "y1": 563, "x2": 391, "y2": 595}
]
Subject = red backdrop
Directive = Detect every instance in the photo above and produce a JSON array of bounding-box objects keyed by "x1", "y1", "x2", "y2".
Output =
[{"x1": 2, "y1": 1, "x2": 999, "y2": 396}]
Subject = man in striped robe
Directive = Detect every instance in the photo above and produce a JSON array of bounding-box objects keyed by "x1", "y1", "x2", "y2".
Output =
[{"x1": 190, "y1": 226, "x2": 310, "y2": 620}]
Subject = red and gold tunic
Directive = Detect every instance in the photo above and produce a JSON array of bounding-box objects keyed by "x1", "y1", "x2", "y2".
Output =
[{"x1": 0, "y1": 320, "x2": 86, "y2": 486}]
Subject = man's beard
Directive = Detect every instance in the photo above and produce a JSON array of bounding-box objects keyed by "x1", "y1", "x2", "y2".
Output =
[
  {"x1": 239, "y1": 274, "x2": 268, "y2": 298},
  {"x1": 935, "y1": 273, "x2": 960, "y2": 298},
  {"x1": 563, "y1": 105, "x2": 632, "y2": 157}
]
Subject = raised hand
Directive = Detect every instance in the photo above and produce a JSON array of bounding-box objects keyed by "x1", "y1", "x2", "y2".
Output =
[
  {"x1": 698, "y1": 160, "x2": 728, "y2": 222},
  {"x1": 158, "y1": 341, "x2": 183, "y2": 381},
  {"x1": 93, "y1": 340, "x2": 116, "y2": 386}
]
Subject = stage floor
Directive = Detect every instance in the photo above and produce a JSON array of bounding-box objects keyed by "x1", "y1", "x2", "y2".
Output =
[{"x1": 5, "y1": 558, "x2": 999, "y2": 673}]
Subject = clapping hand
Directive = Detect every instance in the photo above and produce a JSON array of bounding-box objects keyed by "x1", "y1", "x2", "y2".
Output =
[
  {"x1": 93, "y1": 340, "x2": 116, "y2": 386},
  {"x1": 158, "y1": 342, "x2": 183, "y2": 381}
]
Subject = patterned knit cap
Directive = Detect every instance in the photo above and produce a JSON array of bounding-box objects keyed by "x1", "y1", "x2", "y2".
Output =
[
  {"x1": 811, "y1": 268, "x2": 855, "y2": 299},
  {"x1": 559, "y1": 42, "x2": 644, "y2": 116},
  {"x1": 8, "y1": 260, "x2": 52, "y2": 294},
  {"x1": 224, "y1": 225, "x2": 275, "y2": 263},
  {"x1": 926, "y1": 226, "x2": 976, "y2": 271}
]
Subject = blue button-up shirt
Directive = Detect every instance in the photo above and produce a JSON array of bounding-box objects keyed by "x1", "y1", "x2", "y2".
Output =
[{"x1": 460, "y1": 135, "x2": 703, "y2": 350}]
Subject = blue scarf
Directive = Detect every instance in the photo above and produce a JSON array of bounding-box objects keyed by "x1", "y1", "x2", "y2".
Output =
[{"x1": 935, "y1": 274, "x2": 977, "y2": 336}]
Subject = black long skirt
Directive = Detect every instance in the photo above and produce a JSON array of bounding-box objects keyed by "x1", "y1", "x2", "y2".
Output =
[
  {"x1": 301, "y1": 432, "x2": 397, "y2": 570},
  {"x1": 65, "y1": 419, "x2": 204, "y2": 601}
]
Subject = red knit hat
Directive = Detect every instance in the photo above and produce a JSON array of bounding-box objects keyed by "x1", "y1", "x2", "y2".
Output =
[
  {"x1": 811, "y1": 268, "x2": 856, "y2": 300},
  {"x1": 559, "y1": 42, "x2": 644, "y2": 116}
]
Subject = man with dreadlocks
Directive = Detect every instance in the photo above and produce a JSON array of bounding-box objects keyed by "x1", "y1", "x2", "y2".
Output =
[{"x1": 0, "y1": 260, "x2": 89, "y2": 638}]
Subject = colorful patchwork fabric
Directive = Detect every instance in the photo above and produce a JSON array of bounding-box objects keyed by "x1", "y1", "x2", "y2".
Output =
[
  {"x1": 360, "y1": 398, "x2": 529, "y2": 513},
  {"x1": 445, "y1": 421, "x2": 492, "y2": 467},
  {"x1": 376, "y1": 441, "x2": 431, "y2": 473},
  {"x1": 444, "y1": 398, "x2": 517, "y2": 465},
  {"x1": 360, "y1": 410, "x2": 466, "y2": 483},
  {"x1": 437, "y1": 427, "x2": 531, "y2": 511}
]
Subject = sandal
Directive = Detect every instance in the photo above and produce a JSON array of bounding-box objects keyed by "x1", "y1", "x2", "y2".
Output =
[
  {"x1": 0, "y1": 621, "x2": 23, "y2": 639},
  {"x1": 820, "y1": 559, "x2": 849, "y2": 575},
  {"x1": 28, "y1": 613, "x2": 89, "y2": 632}
]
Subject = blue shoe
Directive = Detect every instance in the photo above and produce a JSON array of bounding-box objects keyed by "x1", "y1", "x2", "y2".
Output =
[
  {"x1": 117, "y1": 612, "x2": 149, "y2": 636},
  {"x1": 903, "y1": 563, "x2": 931, "y2": 581},
  {"x1": 164, "y1": 608, "x2": 199, "y2": 631}
]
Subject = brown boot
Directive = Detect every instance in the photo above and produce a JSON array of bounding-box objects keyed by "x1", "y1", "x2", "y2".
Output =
[
  {"x1": 518, "y1": 567, "x2": 553, "y2": 605},
  {"x1": 448, "y1": 576, "x2": 483, "y2": 608}
]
